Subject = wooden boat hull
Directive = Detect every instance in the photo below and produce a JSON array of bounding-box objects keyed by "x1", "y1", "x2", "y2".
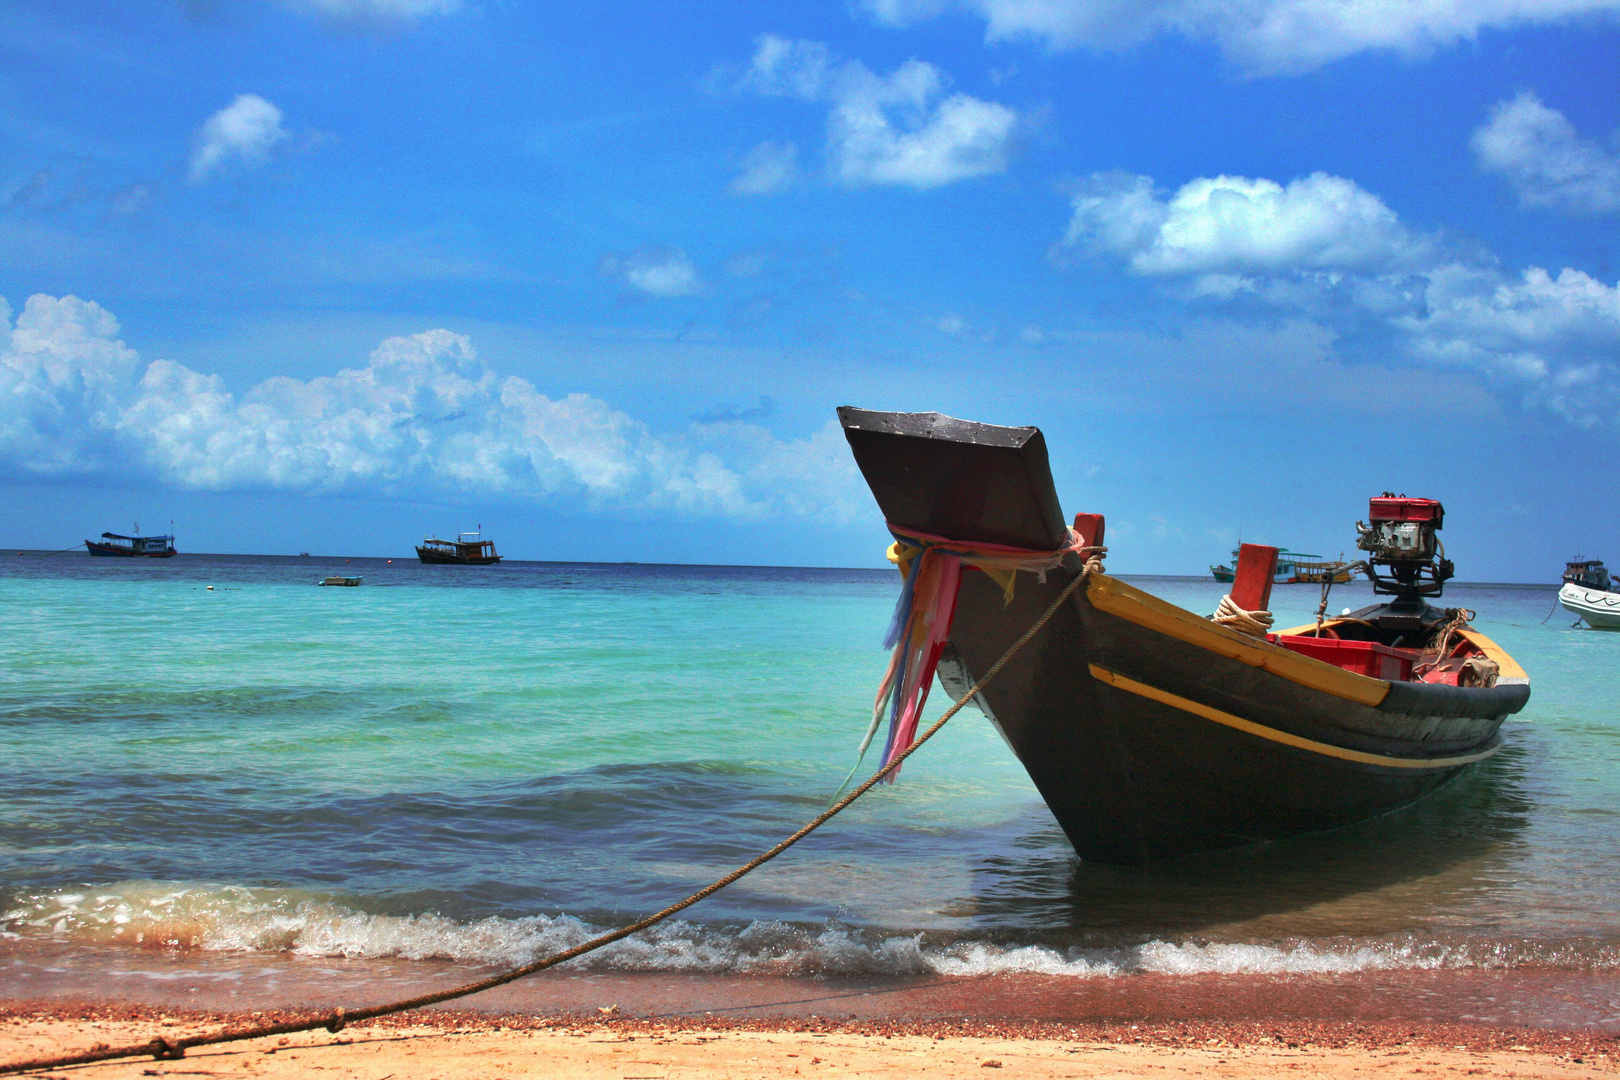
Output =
[
  {"x1": 840, "y1": 407, "x2": 1530, "y2": 864},
  {"x1": 1560, "y1": 582, "x2": 1620, "y2": 629},
  {"x1": 937, "y1": 567, "x2": 1522, "y2": 862},
  {"x1": 416, "y1": 547, "x2": 501, "y2": 565}
]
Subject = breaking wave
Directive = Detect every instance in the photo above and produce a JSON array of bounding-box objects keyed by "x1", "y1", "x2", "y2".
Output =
[{"x1": 5, "y1": 881, "x2": 1618, "y2": 977}]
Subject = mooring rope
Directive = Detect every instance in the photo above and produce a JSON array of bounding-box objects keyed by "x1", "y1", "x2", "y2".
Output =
[
  {"x1": 1311, "y1": 576, "x2": 1334, "y2": 638},
  {"x1": 0, "y1": 561, "x2": 1094, "y2": 1076},
  {"x1": 1212, "y1": 593, "x2": 1273, "y2": 637},
  {"x1": 1413, "y1": 607, "x2": 1476, "y2": 677}
]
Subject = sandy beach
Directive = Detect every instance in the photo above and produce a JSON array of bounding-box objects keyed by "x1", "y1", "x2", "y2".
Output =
[{"x1": 2, "y1": 1004, "x2": 1616, "y2": 1079}]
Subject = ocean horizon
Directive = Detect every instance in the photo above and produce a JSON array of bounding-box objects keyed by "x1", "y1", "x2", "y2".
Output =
[{"x1": 3, "y1": 549, "x2": 1573, "y2": 586}]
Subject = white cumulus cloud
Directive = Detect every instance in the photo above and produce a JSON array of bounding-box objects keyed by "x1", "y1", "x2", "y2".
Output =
[
  {"x1": 0, "y1": 294, "x2": 867, "y2": 519},
  {"x1": 1472, "y1": 91, "x2": 1620, "y2": 214},
  {"x1": 1065, "y1": 171, "x2": 1428, "y2": 276},
  {"x1": 741, "y1": 36, "x2": 839, "y2": 99},
  {"x1": 859, "y1": 0, "x2": 1620, "y2": 76},
  {"x1": 189, "y1": 95, "x2": 290, "y2": 182},
  {"x1": 730, "y1": 141, "x2": 801, "y2": 195},
  {"x1": 1058, "y1": 169, "x2": 1620, "y2": 425},
  {"x1": 601, "y1": 248, "x2": 706, "y2": 297},
  {"x1": 734, "y1": 35, "x2": 1022, "y2": 190},
  {"x1": 0, "y1": 295, "x2": 140, "y2": 476}
]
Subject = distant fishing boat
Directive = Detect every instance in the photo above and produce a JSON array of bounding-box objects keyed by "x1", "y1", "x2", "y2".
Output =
[
  {"x1": 416, "y1": 531, "x2": 501, "y2": 565},
  {"x1": 1293, "y1": 558, "x2": 1359, "y2": 585},
  {"x1": 318, "y1": 576, "x2": 363, "y2": 587},
  {"x1": 1559, "y1": 557, "x2": 1620, "y2": 629},
  {"x1": 85, "y1": 528, "x2": 176, "y2": 558},
  {"x1": 1564, "y1": 558, "x2": 1611, "y2": 591},
  {"x1": 1211, "y1": 549, "x2": 1355, "y2": 584},
  {"x1": 841, "y1": 408, "x2": 1529, "y2": 864}
]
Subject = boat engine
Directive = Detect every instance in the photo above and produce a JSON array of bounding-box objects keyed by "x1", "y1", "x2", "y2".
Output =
[{"x1": 1355, "y1": 494, "x2": 1453, "y2": 600}]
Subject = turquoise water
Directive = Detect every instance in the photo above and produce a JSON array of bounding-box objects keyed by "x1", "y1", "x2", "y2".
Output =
[{"x1": 2, "y1": 554, "x2": 1618, "y2": 978}]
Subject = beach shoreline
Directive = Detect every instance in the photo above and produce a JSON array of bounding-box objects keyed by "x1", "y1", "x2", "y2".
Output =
[
  {"x1": 8, "y1": 939, "x2": 1620, "y2": 1030},
  {"x1": 2, "y1": 1000, "x2": 1615, "y2": 1078}
]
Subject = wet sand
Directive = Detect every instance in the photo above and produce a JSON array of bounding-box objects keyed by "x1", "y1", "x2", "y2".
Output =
[
  {"x1": 5, "y1": 942, "x2": 1618, "y2": 1076},
  {"x1": 1, "y1": 1003, "x2": 1616, "y2": 1078},
  {"x1": 7, "y1": 940, "x2": 1620, "y2": 1031}
]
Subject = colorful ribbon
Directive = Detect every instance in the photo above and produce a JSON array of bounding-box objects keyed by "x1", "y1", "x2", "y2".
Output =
[{"x1": 836, "y1": 524, "x2": 1089, "y2": 792}]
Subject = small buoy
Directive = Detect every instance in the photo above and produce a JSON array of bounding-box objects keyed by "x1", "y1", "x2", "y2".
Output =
[{"x1": 387, "y1": 559, "x2": 392, "y2": 564}]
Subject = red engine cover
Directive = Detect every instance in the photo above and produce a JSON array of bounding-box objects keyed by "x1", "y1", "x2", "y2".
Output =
[{"x1": 1368, "y1": 496, "x2": 1443, "y2": 527}]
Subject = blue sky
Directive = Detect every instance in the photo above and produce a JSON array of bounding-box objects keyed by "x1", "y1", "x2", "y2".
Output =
[{"x1": 2, "y1": 0, "x2": 1617, "y2": 576}]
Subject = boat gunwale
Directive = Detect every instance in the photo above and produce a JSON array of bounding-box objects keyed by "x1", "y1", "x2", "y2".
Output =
[
  {"x1": 1085, "y1": 574, "x2": 1531, "y2": 702},
  {"x1": 1272, "y1": 618, "x2": 1530, "y2": 684},
  {"x1": 1082, "y1": 571, "x2": 1394, "y2": 707}
]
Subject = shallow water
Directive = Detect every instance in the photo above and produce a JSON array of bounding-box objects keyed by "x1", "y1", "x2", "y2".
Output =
[{"x1": 2, "y1": 554, "x2": 1617, "y2": 984}]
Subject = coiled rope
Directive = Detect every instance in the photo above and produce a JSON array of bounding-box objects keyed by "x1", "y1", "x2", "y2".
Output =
[
  {"x1": 1414, "y1": 608, "x2": 1477, "y2": 677},
  {"x1": 1212, "y1": 593, "x2": 1273, "y2": 637},
  {"x1": 0, "y1": 560, "x2": 1095, "y2": 1076}
]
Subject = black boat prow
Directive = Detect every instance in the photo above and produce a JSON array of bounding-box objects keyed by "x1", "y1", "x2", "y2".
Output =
[
  {"x1": 838, "y1": 407, "x2": 1067, "y2": 550},
  {"x1": 839, "y1": 407, "x2": 1530, "y2": 865}
]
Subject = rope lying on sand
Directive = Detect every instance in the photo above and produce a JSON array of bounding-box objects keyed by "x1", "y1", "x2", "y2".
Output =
[{"x1": 0, "y1": 559, "x2": 1095, "y2": 1076}]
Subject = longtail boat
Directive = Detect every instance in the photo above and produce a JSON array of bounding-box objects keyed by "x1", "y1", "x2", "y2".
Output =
[{"x1": 840, "y1": 407, "x2": 1530, "y2": 864}]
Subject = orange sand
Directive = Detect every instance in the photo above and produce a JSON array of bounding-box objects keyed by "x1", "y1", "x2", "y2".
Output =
[{"x1": 1, "y1": 1012, "x2": 1613, "y2": 1079}]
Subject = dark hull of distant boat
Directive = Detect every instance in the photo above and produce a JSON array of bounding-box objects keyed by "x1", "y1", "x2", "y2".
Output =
[
  {"x1": 86, "y1": 540, "x2": 176, "y2": 558},
  {"x1": 838, "y1": 407, "x2": 1531, "y2": 864},
  {"x1": 416, "y1": 547, "x2": 501, "y2": 565}
]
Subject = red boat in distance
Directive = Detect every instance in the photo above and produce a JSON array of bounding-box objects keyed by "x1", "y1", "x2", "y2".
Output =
[
  {"x1": 416, "y1": 531, "x2": 501, "y2": 565},
  {"x1": 85, "y1": 530, "x2": 176, "y2": 557}
]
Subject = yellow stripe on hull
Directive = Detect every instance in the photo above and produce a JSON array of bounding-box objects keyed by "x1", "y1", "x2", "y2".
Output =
[
  {"x1": 1084, "y1": 574, "x2": 1391, "y2": 707},
  {"x1": 1088, "y1": 664, "x2": 1501, "y2": 770}
]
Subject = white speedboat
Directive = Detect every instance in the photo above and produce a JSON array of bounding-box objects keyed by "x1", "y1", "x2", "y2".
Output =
[{"x1": 1560, "y1": 582, "x2": 1620, "y2": 629}]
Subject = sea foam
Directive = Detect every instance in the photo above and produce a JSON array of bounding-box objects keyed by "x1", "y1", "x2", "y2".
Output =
[{"x1": 5, "y1": 881, "x2": 1618, "y2": 977}]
